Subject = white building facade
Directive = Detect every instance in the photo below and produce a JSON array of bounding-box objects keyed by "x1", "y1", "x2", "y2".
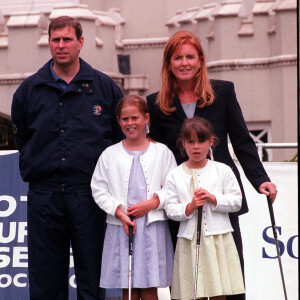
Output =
[{"x1": 0, "y1": 0, "x2": 297, "y2": 161}]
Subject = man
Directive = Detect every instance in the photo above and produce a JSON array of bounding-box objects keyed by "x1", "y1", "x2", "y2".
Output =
[{"x1": 11, "y1": 16, "x2": 123, "y2": 300}]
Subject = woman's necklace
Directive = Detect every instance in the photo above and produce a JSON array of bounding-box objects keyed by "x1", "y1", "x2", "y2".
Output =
[{"x1": 180, "y1": 94, "x2": 196, "y2": 108}]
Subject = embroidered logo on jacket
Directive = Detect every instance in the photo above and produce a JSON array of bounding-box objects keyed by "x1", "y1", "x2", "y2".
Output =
[{"x1": 93, "y1": 105, "x2": 102, "y2": 115}]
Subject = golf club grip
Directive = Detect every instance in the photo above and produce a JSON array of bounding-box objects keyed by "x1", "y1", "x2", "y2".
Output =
[
  {"x1": 129, "y1": 216, "x2": 134, "y2": 255},
  {"x1": 267, "y1": 196, "x2": 277, "y2": 238},
  {"x1": 197, "y1": 207, "x2": 202, "y2": 245}
]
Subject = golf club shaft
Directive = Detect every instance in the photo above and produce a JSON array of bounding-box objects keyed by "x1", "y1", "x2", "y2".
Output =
[
  {"x1": 267, "y1": 197, "x2": 288, "y2": 300},
  {"x1": 128, "y1": 255, "x2": 132, "y2": 300},
  {"x1": 194, "y1": 207, "x2": 202, "y2": 300},
  {"x1": 128, "y1": 216, "x2": 134, "y2": 300}
]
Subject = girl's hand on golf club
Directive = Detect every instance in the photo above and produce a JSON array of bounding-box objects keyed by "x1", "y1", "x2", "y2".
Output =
[
  {"x1": 115, "y1": 207, "x2": 136, "y2": 235},
  {"x1": 186, "y1": 188, "x2": 216, "y2": 216},
  {"x1": 194, "y1": 188, "x2": 217, "y2": 206},
  {"x1": 259, "y1": 181, "x2": 277, "y2": 203},
  {"x1": 127, "y1": 197, "x2": 160, "y2": 218},
  {"x1": 185, "y1": 189, "x2": 206, "y2": 216},
  {"x1": 122, "y1": 215, "x2": 136, "y2": 236}
]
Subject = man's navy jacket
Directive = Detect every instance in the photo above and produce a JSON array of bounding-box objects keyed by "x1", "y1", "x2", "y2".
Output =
[{"x1": 11, "y1": 58, "x2": 123, "y2": 193}]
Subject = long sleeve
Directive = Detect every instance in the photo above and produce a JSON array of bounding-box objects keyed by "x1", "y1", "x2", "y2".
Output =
[
  {"x1": 146, "y1": 93, "x2": 166, "y2": 143},
  {"x1": 224, "y1": 81, "x2": 270, "y2": 191},
  {"x1": 91, "y1": 150, "x2": 122, "y2": 217},
  {"x1": 11, "y1": 83, "x2": 29, "y2": 152},
  {"x1": 153, "y1": 145, "x2": 177, "y2": 209},
  {"x1": 213, "y1": 166, "x2": 242, "y2": 213},
  {"x1": 110, "y1": 81, "x2": 124, "y2": 144},
  {"x1": 164, "y1": 170, "x2": 192, "y2": 222}
]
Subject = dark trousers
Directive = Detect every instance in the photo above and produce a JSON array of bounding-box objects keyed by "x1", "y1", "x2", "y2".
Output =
[
  {"x1": 227, "y1": 216, "x2": 245, "y2": 300},
  {"x1": 27, "y1": 189, "x2": 106, "y2": 300},
  {"x1": 169, "y1": 216, "x2": 246, "y2": 300}
]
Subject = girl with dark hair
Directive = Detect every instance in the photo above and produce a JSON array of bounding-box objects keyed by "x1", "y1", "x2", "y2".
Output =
[{"x1": 164, "y1": 117, "x2": 245, "y2": 300}]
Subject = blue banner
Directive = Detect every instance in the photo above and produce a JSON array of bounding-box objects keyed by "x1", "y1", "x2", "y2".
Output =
[
  {"x1": 0, "y1": 152, "x2": 31, "y2": 299},
  {"x1": 0, "y1": 152, "x2": 122, "y2": 299}
]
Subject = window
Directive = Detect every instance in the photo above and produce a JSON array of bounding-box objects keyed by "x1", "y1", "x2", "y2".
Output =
[
  {"x1": 247, "y1": 122, "x2": 271, "y2": 161},
  {"x1": 228, "y1": 122, "x2": 271, "y2": 162}
]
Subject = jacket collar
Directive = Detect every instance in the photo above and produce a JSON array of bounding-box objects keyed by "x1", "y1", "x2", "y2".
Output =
[
  {"x1": 34, "y1": 58, "x2": 94, "y2": 86},
  {"x1": 173, "y1": 94, "x2": 188, "y2": 121}
]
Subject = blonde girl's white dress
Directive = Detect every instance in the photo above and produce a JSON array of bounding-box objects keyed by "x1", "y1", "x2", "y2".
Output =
[
  {"x1": 91, "y1": 141, "x2": 177, "y2": 289},
  {"x1": 170, "y1": 163, "x2": 245, "y2": 299},
  {"x1": 100, "y1": 146, "x2": 174, "y2": 289}
]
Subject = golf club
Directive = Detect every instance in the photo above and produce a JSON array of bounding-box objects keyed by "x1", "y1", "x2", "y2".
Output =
[
  {"x1": 267, "y1": 196, "x2": 288, "y2": 300},
  {"x1": 128, "y1": 215, "x2": 134, "y2": 300},
  {"x1": 193, "y1": 206, "x2": 202, "y2": 300}
]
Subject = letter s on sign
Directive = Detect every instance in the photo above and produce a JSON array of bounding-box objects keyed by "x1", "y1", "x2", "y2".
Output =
[
  {"x1": 262, "y1": 226, "x2": 298, "y2": 259},
  {"x1": 262, "y1": 226, "x2": 285, "y2": 258},
  {"x1": 0, "y1": 247, "x2": 10, "y2": 268}
]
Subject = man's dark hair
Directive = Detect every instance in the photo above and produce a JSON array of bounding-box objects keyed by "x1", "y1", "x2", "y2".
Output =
[{"x1": 48, "y1": 16, "x2": 83, "y2": 40}]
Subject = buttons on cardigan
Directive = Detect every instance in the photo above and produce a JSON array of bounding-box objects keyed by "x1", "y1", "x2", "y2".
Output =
[
  {"x1": 203, "y1": 207, "x2": 208, "y2": 232},
  {"x1": 203, "y1": 208, "x2": 207, "y2": 232}
]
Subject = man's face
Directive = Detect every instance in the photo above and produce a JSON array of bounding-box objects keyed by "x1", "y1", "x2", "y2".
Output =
[{"x1": 49, "y1": 25, "x2": 83, "y2": 69}]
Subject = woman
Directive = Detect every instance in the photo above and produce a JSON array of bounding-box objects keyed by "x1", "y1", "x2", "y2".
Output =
[{"x1": 146, "y1": 30, "x2": 277, "y2": 300}]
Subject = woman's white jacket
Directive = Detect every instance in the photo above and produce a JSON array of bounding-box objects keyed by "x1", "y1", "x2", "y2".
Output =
[
  {"x1": 91, "y1": 141, "x2": 177, "y2": 226},
  {"x1": 164, "y1": 160, "x2": 242, "y2": 240}
]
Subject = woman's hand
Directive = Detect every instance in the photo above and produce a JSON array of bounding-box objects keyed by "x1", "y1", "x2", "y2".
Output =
[
  {"x1": 127, "y1": 197, "x2": 160, "y2": 219},
  {"x1": 259, "y1": 181, "x2": 278, "y2": 203},
  {"x1": 115, "y1": 207, "x2": 136, "y2": 235}
]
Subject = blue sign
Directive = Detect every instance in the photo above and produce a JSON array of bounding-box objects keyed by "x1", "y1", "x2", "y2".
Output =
[{"x1": 0, "y1": 152, "x2": 122, "y2": 299}]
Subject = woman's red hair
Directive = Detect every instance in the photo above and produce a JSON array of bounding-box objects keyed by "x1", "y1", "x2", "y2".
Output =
[{"x1": 157, "y1": 31, "x2": 214, "y2": 115}]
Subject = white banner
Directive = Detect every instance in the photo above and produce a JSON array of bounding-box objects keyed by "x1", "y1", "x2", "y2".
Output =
[
  {"x1": 238, "y1": 162, "x2": 298, "y2": 300},
  {"x1": 1, "y1": 152, "x2": 298, "y2": 299}
]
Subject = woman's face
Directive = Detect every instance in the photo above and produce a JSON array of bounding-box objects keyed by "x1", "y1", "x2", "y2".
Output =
[{"x1": 169, "y1": 42, "x2": 201, "y2": 85}]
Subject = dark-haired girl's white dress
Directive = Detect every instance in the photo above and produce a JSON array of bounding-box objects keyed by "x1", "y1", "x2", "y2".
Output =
[{"x1": 165, "y1": 161, "x2": 245, "y2": 299}]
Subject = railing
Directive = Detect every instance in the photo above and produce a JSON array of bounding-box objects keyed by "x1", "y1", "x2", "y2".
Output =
[
  {"x1": 2, "y1": 143, "x2": 299, "y2": 161},
  {"x1": 228, "y1": 143, "x2": 298, "y2": 162},
  {"x1": 256, "y1": 143, "x2": 298, "y2": 161}
]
